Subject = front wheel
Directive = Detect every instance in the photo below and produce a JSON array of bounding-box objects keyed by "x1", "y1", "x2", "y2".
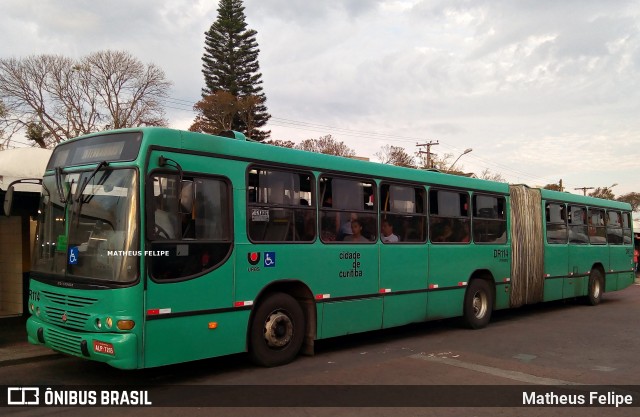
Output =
[
  {"x1": 463, "y1": 279, "x2": 493, "y2": 329},
  {"x1": 249, "y1": 293, "x2": 305, "y2": 367},
  {"x1": 586, "y1": 270, "x2": 604, "y2": 306}
]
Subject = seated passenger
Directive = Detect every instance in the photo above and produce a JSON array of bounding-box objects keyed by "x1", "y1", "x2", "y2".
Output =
[
  {"x1": 381, "y1": 219, "x2": 399, "y2": 243},
  {"x1": 343, "y1": 219, "x2": 370, "y2": 243}
]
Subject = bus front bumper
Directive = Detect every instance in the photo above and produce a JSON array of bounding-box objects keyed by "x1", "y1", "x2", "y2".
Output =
[{"x1": 27, "y1": 316, "x2": 139, "y2": 370}]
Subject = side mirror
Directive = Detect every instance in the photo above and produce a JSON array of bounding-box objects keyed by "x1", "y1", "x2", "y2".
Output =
[
  {"x1": 3, "y1": 179, "x2": 43, "y2": 217},
  {"x1": 3, "y1": 185, "x2": 14, "y2": 217}
]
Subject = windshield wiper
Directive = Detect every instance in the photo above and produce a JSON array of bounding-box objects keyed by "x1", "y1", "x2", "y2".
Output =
[
  {"x1": 75, "y1": 161, "x2": 109, "y2": 203},
  {"x1": 55, "y1": 167, "x2": 67, "y2": 203}
]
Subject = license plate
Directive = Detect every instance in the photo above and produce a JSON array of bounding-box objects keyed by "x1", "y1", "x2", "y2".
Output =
[{"x1": 93, "y1": 340, "x2": 115, "y2": 356}]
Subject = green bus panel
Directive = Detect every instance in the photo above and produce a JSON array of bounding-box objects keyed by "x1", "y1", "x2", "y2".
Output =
[
  {"x1": 379, "y1": 244, "x2": 428, "y2": 328},
  {"x1": 543, "y1": 243, "x2": 568, "y2": 301},
  {"x1": 143, "y1": 260, "x2": 236, "y2": 365},
  {"x1": 144, "y1": 310, "x2": 249, "y2": 368},
  {"x1": 234, "y1": 243, "x2": 379, "y2": 304},
  {"x1": 494, "y1": 282, "x2": 511, "y2": 310},
  {"x1": 382, "y1": 293, "x2": 428, "y2": 328},
  {"x1": 427, "y1": 289, "x2": 465, "y2": 319},
  {"x1": 543, "y1": 277, "x2": 564, "y2": 302},
  {"x1": 610, "y1": 245, "x2": 632, "y2": 289},
  {"x1": 618, "y1": 271, "x2": 635, "y2": 289},
  {"x1": 320, "y1": 298, "x2": 383, "y2": 339},
  {"x1": 568, "y1": 245, "x2": 604, "y2": 297}
]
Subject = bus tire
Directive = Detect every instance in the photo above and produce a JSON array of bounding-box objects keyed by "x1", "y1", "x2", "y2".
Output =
[
  {"x1": 249, "y1": 292, "x2": 305, "y2": 367},
  {"x1": 587, "y1": 270, "x2": 604, "y2": 306},
  {"x1": 463, "y1": 279, "x2": 493, "y2": 329}
]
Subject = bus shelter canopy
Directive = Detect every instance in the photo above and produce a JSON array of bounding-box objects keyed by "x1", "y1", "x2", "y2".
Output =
[{"x1": 0, "y1": 147, "x2": 52, "y2": 192}]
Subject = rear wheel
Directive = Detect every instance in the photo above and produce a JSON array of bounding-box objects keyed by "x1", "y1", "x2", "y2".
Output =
[
  {"x1": 463, "y1": 279, "x2": 493, "y2": 329},
  {"x1": 249, "y1": 293, "x2": 305, "y2": 367},
  {"x1": 587, "y1": 269, "x2": 604, "y2": 306}
]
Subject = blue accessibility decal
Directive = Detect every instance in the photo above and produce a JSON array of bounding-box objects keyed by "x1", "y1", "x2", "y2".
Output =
[
  {"x1": 68, "y1": 246, "x2": 79, "y2": 265},
  {"x1": 263, "y1": 252, "x2": 276, "y2": 268}
]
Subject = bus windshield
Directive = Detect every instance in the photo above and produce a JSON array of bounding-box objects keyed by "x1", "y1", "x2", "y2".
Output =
[{"x1": 33, "y1": 168, "x2": 139, "y2": 283}]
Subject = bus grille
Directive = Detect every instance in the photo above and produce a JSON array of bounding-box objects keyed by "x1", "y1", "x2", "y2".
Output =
[
  {"x1": 47, "y1": 327, "x2": 83, "y2": 356},
  {"x1": 41, "y1": 290, "x2": 98, "y2": 308},
  {"x1": 45, "y1": 307, "x2": 91, "y2": 330}
]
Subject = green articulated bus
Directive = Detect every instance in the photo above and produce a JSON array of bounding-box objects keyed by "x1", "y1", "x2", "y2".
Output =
[{"x1": 13, "y1": 127, "x2": 634, "y2": 369}]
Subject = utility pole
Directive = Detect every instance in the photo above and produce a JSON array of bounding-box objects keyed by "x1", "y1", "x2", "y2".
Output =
[
  {"x1": 559, "y1": 179, "x2": 563, "y2": 192},
  {"x1": 416, "y1": 140, "x2": 439, "y2": 169},
  {"x1": 574, "y1": 186, "x2": 594, "y2": 196}
]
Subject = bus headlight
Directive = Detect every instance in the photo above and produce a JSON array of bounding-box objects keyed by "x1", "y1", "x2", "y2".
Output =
[{"x1": 105, "y1": 317, "x2": 113, "y2": 329}]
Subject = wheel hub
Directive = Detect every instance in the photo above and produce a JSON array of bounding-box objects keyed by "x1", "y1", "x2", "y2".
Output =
[
  {"x1": 473, "y1": 291, "x2": 488, "y2": 319},
  {"x1": 264, "y1": 311, "x2": 293, "y2": 348}
]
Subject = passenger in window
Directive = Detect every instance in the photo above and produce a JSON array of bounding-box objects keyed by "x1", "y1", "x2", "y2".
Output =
[
  {"x1": 343, "y1": 219, "x2": 370, "y2": 242},
  {"x1": 457, "y1": 222, "x2": 470, "y2": 243},
  {"x1": 433, "y1": 220, "x2": 454, "y2": 242},
  {"x1": 381, "y1": 219, "x2": 399, "y2": 243},
  {"x1": 338, "y1": 212, "x2": 358, "y2": 240}
]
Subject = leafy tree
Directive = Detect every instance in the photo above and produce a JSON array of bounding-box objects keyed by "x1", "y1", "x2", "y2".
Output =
[
  {"x1": 479, "y1": 168, "x2": 506, "y2": 183},
  {"x1": 543, "y1": 183, "x2": 563, "y2": 191},
  {"x1": 200, "y1": 0, "x2": 270, "y2": 140},
  {"x1": 617, "y1": 192, "x2": 640, "y2": 212},
  {"x1": 264, "y1": 139, "x2": 296, "y2": 148},
  {"x1": 375, "y1": 144, "x2": 416, "y2": 168},
  {"x1": 189, "y1": 91, "x2": 238, "y2": 134},
  {"x1": 589, "y1": 187, "x2": 615, "y2": 200},
  {"x1": 297, "y1": 134, "x2": 356, "y2": 157},
  {"x1": 0, "y1": 51, "x2": 171, "y2": 148}
]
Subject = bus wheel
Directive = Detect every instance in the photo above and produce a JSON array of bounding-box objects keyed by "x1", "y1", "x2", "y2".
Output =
[
  {"x1": 463, "y1": 279, "x2": 493, "y2": 329},
  {"x1": 587, "y1": 270, "x2": 604, "y2": 306},
  {"x1": 249, "y1": 293, "x2": 305, "y2": 367}
]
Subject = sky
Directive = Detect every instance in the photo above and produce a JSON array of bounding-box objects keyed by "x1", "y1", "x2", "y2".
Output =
[{"x1": 1, "y1": 0, "x2": 639, "y2": 196}]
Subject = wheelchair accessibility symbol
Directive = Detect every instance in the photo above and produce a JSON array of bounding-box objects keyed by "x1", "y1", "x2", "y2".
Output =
[
  {"x1": 68, "y1": 247, "x2": 79, "y2": 265},
  {"x1": 264, "y1": 252, "x2": 276, "y2": 268}
]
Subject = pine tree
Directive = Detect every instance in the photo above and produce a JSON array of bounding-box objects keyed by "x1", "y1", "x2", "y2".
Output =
[{"x1": 200, "y1": 0, "x2": 270, "y2": 140}]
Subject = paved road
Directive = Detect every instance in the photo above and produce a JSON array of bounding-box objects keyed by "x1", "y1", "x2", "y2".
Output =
[{"x1": 2, "y1": 284, "x2": 639, "y2": 416}]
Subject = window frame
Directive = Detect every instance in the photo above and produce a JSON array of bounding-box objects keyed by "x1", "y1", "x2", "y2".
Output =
[
  {"x1": 472, "y1": 193, "x2": 507, "y2": 245},
  {"x1": 606, "y1": 210, "x2": 623, "y2": 245},
  {"x1": 588, "y1": 207, "x2": 607, "y2": 245},
  {"x1": 146, "y1": 169, "x2": 234, "y2": 283},
  {"x1": 379, "y1": 182, "x2": 428, "y2": 244},
  {"x1": 428, "y1": 188, "x2": 471, "y2": 245},
  {"x1": 319, "y1": 174, "x2": 377, "y2": 244},
  {"x1": 568, "y1": 205, "x2": 589, "y2": 245},
  {"x1": 545, "y1": 201, "x2": 568, "y2": 245},
  {"x1": 246, "y1": 165, "x2": 316, "y2": 244}
]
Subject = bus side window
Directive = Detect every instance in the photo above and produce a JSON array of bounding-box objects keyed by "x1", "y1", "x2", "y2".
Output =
[
  {"x1": 320, "y1": 176, "x2": 376, "y2": 243},
  {"x1": 545, "y1": 202, "x2": 567, "y2": 244},
  {"x1": 568, "y1": 205, "x2": 588, "y2": 244},
  {"x1": 473, "y1": 194, "x2": 507, "y2": 244},
  {"x1": 588, "y1": 208, "x2": 606, "y2": 244},
  {"x1": 247, "y1": 167, "x2": 315, "y2": 243},
  {"x1": 429, "y1": 189, "x2": 470, "y2": 244},
  {"x1": 148, "y1": 175, "x2": 233, "y2": 281},
  {"x1": 606, "y1": 210, "x2": 623, "y2": 245},
  {"x1": 380, "y1": 183, "x2": 427, "y2": 243}
]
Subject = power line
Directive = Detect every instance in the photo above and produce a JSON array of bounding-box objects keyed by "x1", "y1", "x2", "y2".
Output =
[{"x1": 161, "y1": 95, "x2": 579, "y2": 188}]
